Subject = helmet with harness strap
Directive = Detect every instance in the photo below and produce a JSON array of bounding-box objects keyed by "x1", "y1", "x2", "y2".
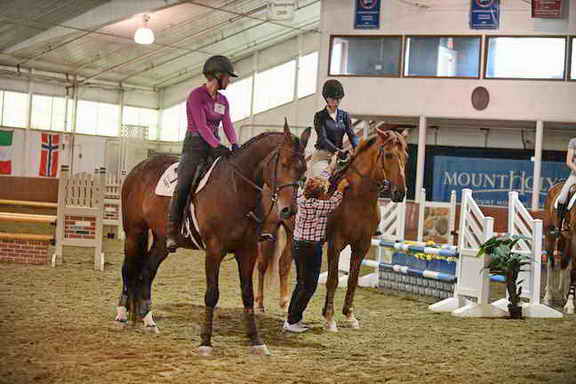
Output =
[
  {"x1": 322, "y1": 79, "x2": 345, "y2": 99},
  {"x1": 203, "y1": 55, "x2": 238, "y2": 79}
]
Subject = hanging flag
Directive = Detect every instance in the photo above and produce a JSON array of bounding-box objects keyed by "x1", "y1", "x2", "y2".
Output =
[
  {"x1": 39, "y1": 133, "x2": 60, "y2": 177},
  {"x1": 0, "y1": 130, "x2": 13, "y2": 175},
  {"x1": 354, "y1": 0, "x2": 381, "y2": 30},
  {"x1": 470, "y1": 0, "x2": 500, "y2": 30}
]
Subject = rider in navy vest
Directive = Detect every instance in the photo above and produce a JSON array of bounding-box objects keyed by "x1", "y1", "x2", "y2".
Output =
[{"x1": 310, "y1": 79, "x2": 359, "y2": 179}]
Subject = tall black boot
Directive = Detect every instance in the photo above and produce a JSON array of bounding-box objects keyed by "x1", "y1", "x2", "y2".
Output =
[
  {"x1": 166, "y1": 197, "x2": 183, "y2": 253},
  {"x1": 557, "y1": 202, "x2": 568, "y2": 232},
  {"x1": 166, "y1": 165, "x2": 202, "y2": 253}
]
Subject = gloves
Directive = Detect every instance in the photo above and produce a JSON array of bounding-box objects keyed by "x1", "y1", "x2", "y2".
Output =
[
  {"x1": 337, "y1": 150, "x2": 349, "y2": 161},
  {"x1": 231, "y1": 143, "x2": 240, "y2": 152}
]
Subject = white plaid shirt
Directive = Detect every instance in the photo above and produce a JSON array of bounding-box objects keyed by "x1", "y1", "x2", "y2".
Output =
[{"x1": 294, "y1": 189, "x2": 344, "y2": 242}]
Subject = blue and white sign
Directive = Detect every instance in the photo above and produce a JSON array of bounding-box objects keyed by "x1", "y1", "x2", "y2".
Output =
[
  {"x1": 432, "y1": 156, "x2": 569, "y2": 207},
  {"x1": 470, "y1": 0, "x2": 500, "y2": 30},
  {"x1": 354, "y1": 0, "x2": 381, "y2": 30}
]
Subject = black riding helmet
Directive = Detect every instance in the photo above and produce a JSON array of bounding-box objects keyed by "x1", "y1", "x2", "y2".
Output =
[
  {"x1": 322, "y1": 79, "x2": 345, "y2": 100},
  {"x1": 203, "y1": 55, "x2": 238, "y2": 78}
]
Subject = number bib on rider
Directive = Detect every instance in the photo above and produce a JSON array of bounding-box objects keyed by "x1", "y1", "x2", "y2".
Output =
[{"x1": 214, "y1": 103, "x2": 225, "y2": 115}]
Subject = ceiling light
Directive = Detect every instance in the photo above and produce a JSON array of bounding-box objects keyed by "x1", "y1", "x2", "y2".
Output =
[{"x1": 134, "y1": 15, "x2": 154, "y2": 45}]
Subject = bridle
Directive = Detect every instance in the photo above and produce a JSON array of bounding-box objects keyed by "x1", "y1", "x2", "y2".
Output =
[
  {"x1": 229, "y1": 146, "x2": 304, "y2": 225},
  {"x1": 347, "y1": 144, "x2": 395, "y2": 194}
]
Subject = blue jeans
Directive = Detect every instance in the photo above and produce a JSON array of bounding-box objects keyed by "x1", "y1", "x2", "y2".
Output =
[{"x1": 287, "y1": 240, "x2": 323, "y2": 325}]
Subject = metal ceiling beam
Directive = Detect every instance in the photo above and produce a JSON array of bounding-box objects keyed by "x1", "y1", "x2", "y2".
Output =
[
  {"x1": 122, "y1": 0, "x2": 320, "y2": 84},
  {"x1": 186, "y1": 0, "x2": 316, "y2": 33},
  {"x1": 69, "y1": 0, "x2": 249, "y2": 74},
  {"x1": 119, "y1": 19, "x2": 267, "y2": 83},
  {"x1": 3, "y1": 0, "x2": 182, "y2": 54},
  {"x1": 154, "y1": 19, "x2": 319, "y2": 88},
  {"x1": 0, "y1": 64, "x2": 155, "y2": 92},
  {"x1": 76, "y1": 1, "x2": 271, "y2": 85},
  {"x1": 0, "y1": 12, "x2": 200, "y2": 57}
]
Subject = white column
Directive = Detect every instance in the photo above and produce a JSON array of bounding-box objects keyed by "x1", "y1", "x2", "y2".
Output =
[
  {"x1": 532, "y1": 120, "x2": 544, "y2": 211},
  {"x1": 415, "y1": 115, "x2": 427, "y2": 202},
  {"x1": 26, "y1": 68, "x2": 33, "y2": 129},
  {"x1": 249, "y1": 51, "x2": 258, "y2": 134}
]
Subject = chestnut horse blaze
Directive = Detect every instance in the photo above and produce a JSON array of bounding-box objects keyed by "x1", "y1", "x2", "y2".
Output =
[
  {"x1": 117, "y1": 123, "x2": 311, "y2": 355},
  {"x1": 256, "y1": 126, "x2": 408, "y2": 331}
]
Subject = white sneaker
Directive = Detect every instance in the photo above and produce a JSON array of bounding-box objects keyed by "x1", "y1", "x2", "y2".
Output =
[{"x1": 283, "y1": 320, "x2": 309, "y2": 333}]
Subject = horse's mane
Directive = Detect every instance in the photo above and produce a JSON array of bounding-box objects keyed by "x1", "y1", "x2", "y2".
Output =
[{"x1": 227, "y1": 131, "x2": 301, "y2": 160}]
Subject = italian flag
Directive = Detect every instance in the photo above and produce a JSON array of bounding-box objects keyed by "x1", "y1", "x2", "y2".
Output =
[{"x1": 0, "y1": 130, "x2": 13, "y2": 175}]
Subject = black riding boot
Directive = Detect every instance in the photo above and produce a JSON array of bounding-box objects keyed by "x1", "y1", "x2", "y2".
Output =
[
  {"x1": 166, "y1": 132, "x2": 211, "y2": 253},
  {"x1": 557, "y1": 202, "x2": 568, "y2": 232}
]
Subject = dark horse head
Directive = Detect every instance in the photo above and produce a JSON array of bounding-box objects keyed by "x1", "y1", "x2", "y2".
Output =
[{"x1": 259, "y1": 119, "x2": 311, "y2": 220}]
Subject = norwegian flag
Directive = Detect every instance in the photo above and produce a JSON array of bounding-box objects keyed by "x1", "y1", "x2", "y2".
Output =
[{"x1": 39, "y1": 133, "x2": 60, "y2": 177}]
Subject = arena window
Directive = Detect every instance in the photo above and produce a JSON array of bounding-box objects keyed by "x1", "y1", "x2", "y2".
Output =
[
  {"x1": 159, "y1": 102, "x2": 186, "y2": 142},
  {"x1": 570, "y1": 37, "x2": 576, "y2": 81},
  {"x1": 2, "y1": 91, "x2": 27, "y2": 128},
  {"x1": 329, "y1": 35, "x2": 402, "y2": 77},
  {"x1": 31, "y1": 95, "x2": 68, "y2": 131},
  {"x1": 404, "y1": 36, "x2": 481, "y2": 79},
  {"x1": 123, "y1": 106, "x2": 158, "y2": 139},
  {"x1": 485, "y1": 36, "x2": 567, "y2": 80},
  {"x1": 298, "y1": 51, "x2": 318, "y2": 98},
  {"x1": 254, "y1": 60, "x2": 296, "y2": 114},
  {"x1": 221, "y1": 76, "x2": 253, "y2": 123},
  {"x1": 75, "y1": 100, "x2": 120, "y2": 136}
]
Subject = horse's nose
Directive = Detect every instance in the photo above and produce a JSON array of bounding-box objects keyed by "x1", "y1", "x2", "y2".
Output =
[{"x1": 280, "y1": 207, "x2": 292, "y2": 219}]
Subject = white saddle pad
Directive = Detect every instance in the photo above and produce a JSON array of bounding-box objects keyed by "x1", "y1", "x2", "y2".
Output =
[
  {"x1": 154, "y1": 158, "x2": 222, "y2": 197},
  {"x1": 154, "y1": 158, "x2": 222, "y2": 250}
]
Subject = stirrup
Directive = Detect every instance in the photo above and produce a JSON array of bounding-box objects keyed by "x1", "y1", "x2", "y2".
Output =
[
  {"x1": 259, "y1": 233, "x2": 275, "y2": 242},
  {"x1": 166, "y1": 237, "x2": 178, "y2": 253}
]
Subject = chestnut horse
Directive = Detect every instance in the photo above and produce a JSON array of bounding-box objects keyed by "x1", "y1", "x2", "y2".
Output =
[
  {"x1": 543, "y1": 182, "x2": 576, "y2": 313},
  {"x1": 255, "y1": 127, "x2": 408, "y2": 330},
  {"x1": 117, "y1": 123, "x2": 311, "y2": 355}
]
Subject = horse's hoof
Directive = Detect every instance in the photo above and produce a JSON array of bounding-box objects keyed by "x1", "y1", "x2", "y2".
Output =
[
  {"x1": 144, "y1": 325, "x2": 160, "y2": 334},
  {"x1": 346, "y1": 317, "x2": 360, "y2": 329},
  {"x1": 564, "y1": 302, "x2": 575, "y2": 314},
  {"x1": 324, "y1": 320, "x2": 338, "y2": 332},
  {"x1": 114, "y1": 319, "x2": 128, "y2": 328},
  {"x1": 256, "y1": 307, "x2": 266, "y2": 314},
  {"x1": 198, "y1": 346, "x2": 213, "y2": 357},
  {"x1": 250, "y1": 344, "x2": 271, "y2": 356}
]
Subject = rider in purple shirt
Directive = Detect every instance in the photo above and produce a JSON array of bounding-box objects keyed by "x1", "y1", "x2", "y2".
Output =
[{"x1": 167, "y1": 55, "x2": 240, "y2": 252}]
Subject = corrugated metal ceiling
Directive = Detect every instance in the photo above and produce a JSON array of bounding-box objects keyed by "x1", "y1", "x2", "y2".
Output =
[{"x1": 0, "y1": 0, "x2": 320, "y2": 89}]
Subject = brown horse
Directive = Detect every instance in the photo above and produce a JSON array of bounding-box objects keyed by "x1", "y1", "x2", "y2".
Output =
[
  {"x1": 117, "y1": 123, "x2": 311, "y2": 356},
  {"x1": 255, "y1": 126, "x2": 408, "y2": 327},
  {"x1": 254, "y1": 186, "x2": 295, "y2": 312},
  {"x1": 543, "y1": 182, "x2": 576, "y2": 313}
]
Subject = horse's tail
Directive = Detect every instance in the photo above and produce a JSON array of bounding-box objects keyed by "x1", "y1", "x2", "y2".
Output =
[{"x1": 263, "y1": 225, "x2": 287, "y2": 290}]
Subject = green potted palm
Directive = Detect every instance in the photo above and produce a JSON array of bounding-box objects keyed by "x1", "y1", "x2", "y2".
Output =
[{"x1": 477, "y1": 234, "x2": 531, "y2": 319}]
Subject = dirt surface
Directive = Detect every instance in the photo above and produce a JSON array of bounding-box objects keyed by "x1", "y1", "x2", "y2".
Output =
[{"x1": 1, "y1": 221, "x2": 575, "y2": 384}]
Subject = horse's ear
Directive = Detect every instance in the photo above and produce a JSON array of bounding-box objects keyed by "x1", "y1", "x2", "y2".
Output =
[
  {"x1": 376, "y1": 127, "x2": 391, "y2": 140},
  {"x1": 300, "y1": 127, "x2": 312, "y2": 153},
  {"x1": 401, "y1": 129, "x2": 410, "y2": 138},
  {"x1": 283, "y1": 117, "x2": 290, "y2": 136}
]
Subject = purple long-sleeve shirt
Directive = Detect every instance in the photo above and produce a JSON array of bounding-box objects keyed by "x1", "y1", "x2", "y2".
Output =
[{"x1": 186, "y1": 85, "x2": 237, "y2": 148}]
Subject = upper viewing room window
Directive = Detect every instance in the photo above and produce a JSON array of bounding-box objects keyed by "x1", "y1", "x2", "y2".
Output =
[
  {"x1": 571, "y1": 37, "x2": 576, "y2": 80},
  {"x1": 404, "y1": 36, "x2": 481, "y2": 78},
  {"x1": 485, "y1": 36, "x2": 566, "y2": 80},
  {"x1": 329, "y1": 36, "x2": 402, "y2": 76}
]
